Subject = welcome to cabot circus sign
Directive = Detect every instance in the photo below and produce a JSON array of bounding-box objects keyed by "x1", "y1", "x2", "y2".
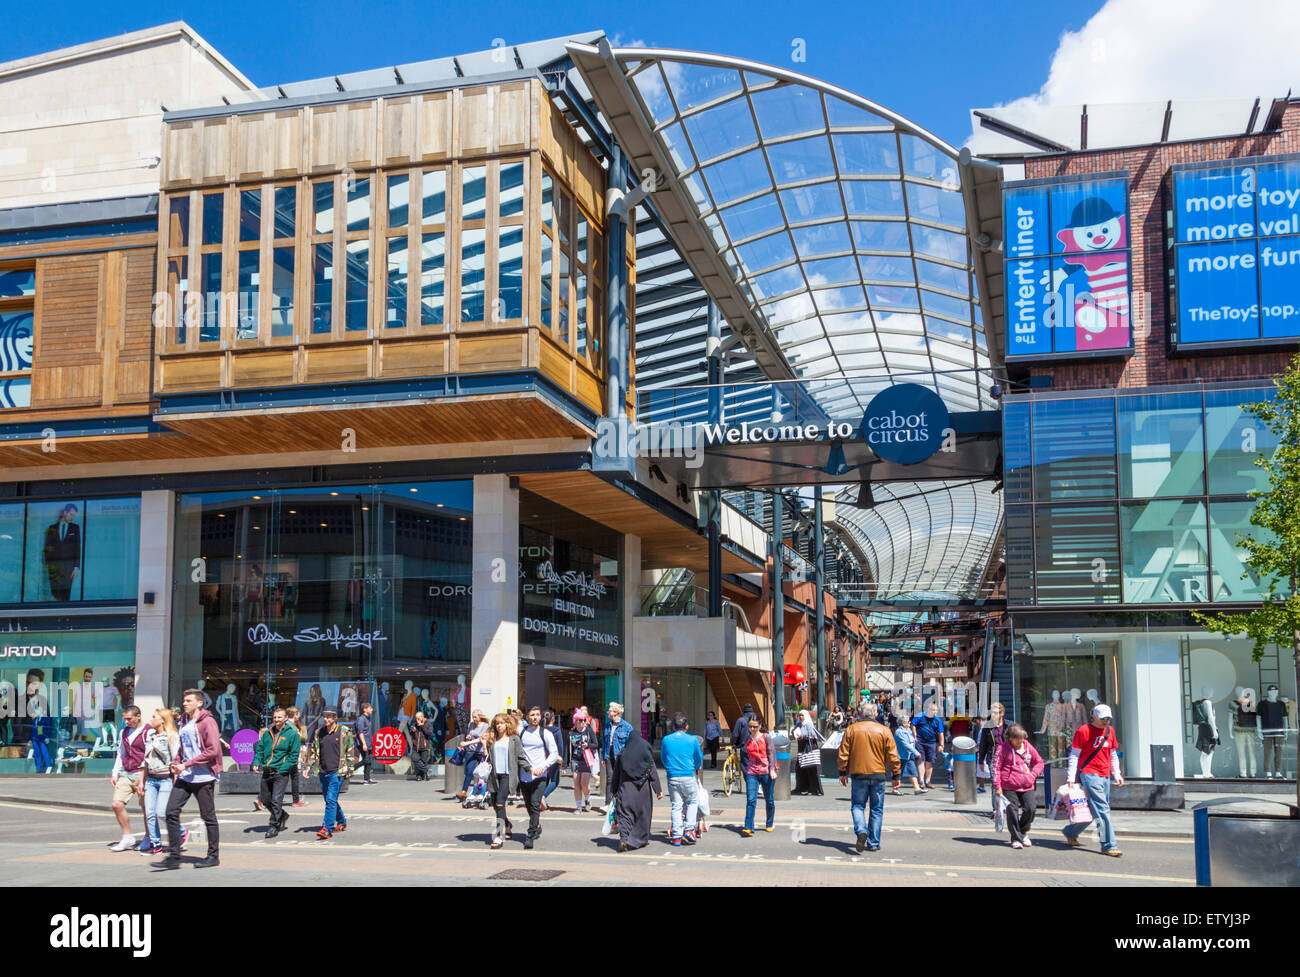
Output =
[{"x1": 596, "y1": 382, "x2": 954, "y2": 469}]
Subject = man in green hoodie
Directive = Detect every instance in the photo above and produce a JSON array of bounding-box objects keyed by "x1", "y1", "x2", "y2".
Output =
[{"x1": 253, "y1": 707, "x2": 301, "y2": 839}]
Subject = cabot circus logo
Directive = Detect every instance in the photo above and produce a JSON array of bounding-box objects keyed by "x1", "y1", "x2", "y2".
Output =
[{"x1": 861, "y1": 383, "x2": 950, "y2": 465}]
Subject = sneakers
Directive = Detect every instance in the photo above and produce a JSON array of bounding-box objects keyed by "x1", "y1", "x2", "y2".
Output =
[
  {"x1": 522, "y1": 836, "x2": 534, "y2": 850},
  {"x1": 151, "y1": 855, "x2": 181, "y2": 870},
  {"x1": 110, "y1": 835, "x2": 136, "y2": 852},
  {"x1": 683, "y1": 830, "x2": 697, "y2": 846},
  {"x1": 855, "y1": 831, "x2": 868, "y2": 853},
  {"x1": 1065, "y1": 833, "x2": 1082, "y2": 848},
  {"x1": 740, "y1": 828, "x2": 754, "y2": 837},
  {"x1": 1023, "y1": 836, "x2": 1033, "y2": 847},
  {"x1": 1011, "y1": 841, "x2": 1024, "y2": 849},
  {"x1": 180, "y1": 827, "x2": 190, "y2": 851},
  {"x1": 194, "y1": 855, "x2": 219, "y2": 868},
  {"x1": 764, "y1": 826, "x2": 773, "y2": 832},
  {"x1": 1103, "y1": 848, "x2": 1124, "y2": 857},
  {"x1": 253, "y1": 798, "x2": 264, "y2": 811},
  {"x1": 142, "y1": 844, "x2": 164, "y2": 856},
  {"x1": 292, "y1": 800, "x2": 307, "y2": 807},
  {"x1": 670, "y1": 837, "x2": 683, "y2": 847},
  {"x1": 316, "y1": 828, "x2": 333, "y2": 840},
  {"x1": 334, "y1": 823, "x2": 347, "y2": 833}
]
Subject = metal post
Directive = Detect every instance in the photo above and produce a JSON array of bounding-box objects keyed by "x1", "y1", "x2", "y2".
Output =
[
  {"x1": 604, "y1": 144, "x2": 627, "y2": 423},
  {"x1": 771, "y1": 490, "x2": 786, "y2": 729},
  {"x1": 813, "y1": 485, "x2": 825, "y2": 717},
  {"x1": 707, "y1": 302, "x2": 723, "y2": 618}
]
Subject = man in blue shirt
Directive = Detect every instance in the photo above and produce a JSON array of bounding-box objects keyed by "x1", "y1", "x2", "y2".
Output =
[
  {"x1": 660, "y1": 713, "x2": 704, "y2": 845},
  {"x1": 731, "y1": 703, "x2": 756, "y2": 752},
  {"x1": 912, "y1": 701, "x2": 946, "y2": 789}
]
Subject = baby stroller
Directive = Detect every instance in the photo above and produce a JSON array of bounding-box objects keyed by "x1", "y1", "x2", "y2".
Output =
[{"x1": 463, "y1": 759, "x2": 492, "y2": 809}]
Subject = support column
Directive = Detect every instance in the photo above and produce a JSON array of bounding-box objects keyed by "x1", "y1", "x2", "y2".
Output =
[
  {"x1": 706, "y1": 301, "x2": 723, "y2": 618},
  {"x1": 471, "y1": 474, "x2": 519, "y2": 717},
  {"x1": 771, "y1": 490, "x2": 786, "y2": 729},
  {"x1": 813, "y1": 485, "x2": 825, "y2": 717},
  {"x1": 134, "y1": 490, "x2": 174, "y2": 716},
  {"x1": 622, "y1": 533, "x2": 642, "y2": 724}
]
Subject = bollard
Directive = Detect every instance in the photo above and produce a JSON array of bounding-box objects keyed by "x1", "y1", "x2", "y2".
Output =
[
  {"x1": 442, "y1": 735, "x2": 462, "y2": 794},
  {"x1": 771, "y1": 729, "x2": 792, "y2": 802},
  {"x1": 951, "y1": 735, "x2": 977, "y2": 805}
]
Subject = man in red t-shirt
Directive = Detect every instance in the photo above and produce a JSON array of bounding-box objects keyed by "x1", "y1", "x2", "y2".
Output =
[{"x1": 1063, "y1": 703, "x2": 1125, "y2": 856}]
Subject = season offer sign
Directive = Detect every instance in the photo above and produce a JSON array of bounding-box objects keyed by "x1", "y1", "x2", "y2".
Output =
[
  {"x1": 1170, "y1": 154, "x2": 1300, "y2": 348},
  {"x1": 1003, "y1": 173, "x2": 1133, "y2": 360}
]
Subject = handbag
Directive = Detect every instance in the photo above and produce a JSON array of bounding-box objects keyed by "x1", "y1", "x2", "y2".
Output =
[
  {"x1": 797, "y1": 748, "x2": 821, "y2": 768},
  {"x1": 448, "y1": 748, "x2": 466, "y2": 766}
]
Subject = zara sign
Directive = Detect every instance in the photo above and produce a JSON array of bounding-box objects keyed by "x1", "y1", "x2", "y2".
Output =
[{"x1": 861, "y1": 383, "x2": 950, "y2": 465}]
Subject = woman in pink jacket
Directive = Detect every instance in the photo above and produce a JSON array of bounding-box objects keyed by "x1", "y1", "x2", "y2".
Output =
[{"x1": 993, "y1": 723, "x2": 1045, "y2": 850}]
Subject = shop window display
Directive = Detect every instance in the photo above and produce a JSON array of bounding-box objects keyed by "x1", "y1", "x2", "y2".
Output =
[
  {"x1": 1014, "y1": 643, "x2": 1115, "y2": 764},
  {"x1": 2, "y1": 496, "x2": 141, "y2": 604},
  {"x1": 0, "y1": 628, "x2": 136, "y2": 774}
]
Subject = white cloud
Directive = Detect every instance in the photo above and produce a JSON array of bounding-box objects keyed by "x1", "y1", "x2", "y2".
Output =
[{"x1": 969, "y1": 0, "x2": 1300, "y2": 151}]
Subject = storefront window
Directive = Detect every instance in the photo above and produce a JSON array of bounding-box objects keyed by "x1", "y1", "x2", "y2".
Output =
[
  {"x1": 1120, "y1": 498, "x2": 1209, "y2": 603},
  {"x1": 1002, "y1": 401, "x2": 1032, "y2": 503},
  {"x1": 1004, "y1": 503, "x2": 1034, "y2": 604},
  {"x1": 1013, "y1": 641, "x2": 1115, "y2": 765},
  {"x1": 1032, "y1": 398, "x2": 1116, "y2": 501},
  {"x1": 1033, "y1": 503, "x2": 1121, "y2": 604},
  {"x1": 171, "y1": 481, "x2": 472, "y2": 741},
  {"x1": 1205, "y1": 387, "x2": 1277, "y2": 496},
  {"x1": 1209, "y1": 500, "x2": 1278, "y2": 601},
  {"x1": 1117, "y1": 391, "x2": 1204, "y2": 498},
  {"x1": 10, "y1": 497, "x2": 140, "y2": 604},
  {"x1": 0, "y1": 627, "x2": 136, "y2": 774}
]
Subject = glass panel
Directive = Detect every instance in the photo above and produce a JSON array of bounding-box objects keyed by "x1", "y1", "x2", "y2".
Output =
[
  {"x1": 0, "y1": 376, "x2": 29, "y2": 409},
  {"x1": 682, "y1": 96, "x2": 758, "y2": 164},
  {"x1": 237, "y1": 250, "x2": 259, "y2": 339},
  {"x1": 387, "y1": 173, "x2": 409, "y2": 228},
  {"x1": 906, "y1": 182, "x2": 966, "y2": 228},
  {"x1": 1209, "y1": 500, "x2": 1278, "y2": 601},
  {"x1": 541, "y1": 173, "x2": 553, "y2": 231},
  {"x1": 271, "y1": 247, "x2": 293, "y2": 338},
  {"x1": 24, "y1": 500, "x2": 85, "y2": 602},
  {"x1": 312, "y1": 243, "x2": 333, "y2": 334},
  {"x1": 460, "y1": 227, "x2": 485, "y2": 322},
  {"x1": 832, "y1": 133, "x2": 899, "y2": 176},
  {"x1": 0, "y1": 503, "x2": 22, "y2": 601},
  {"x1": 577, "y1": 217, "x2": 588, "y2": 267},
  {"x1": 345, "y1": 241, "x2": 368, "y2": 331},
  {"x1": 167, "y1": 195, "x2": 190, "y2": 250},
  {"x1": 1121, "y1": 498, "x2": 1209, "y2": 602},
  {"x1": 419, "y1": 233, "x2": 445, "y2": 326},
  {"x1": 313, "y1": 180, "x2": 334, "y2": 235},
  {"x1": 781, "y1": 184, "x2": 845, "y2": 224},
  {"x1": 1205, "y1": 387, "x2": 1278, "y2": 495},
  {"x1": 859, "y1": 253, "x2": 915, "y2": 284},
  {"x1": 1005, "y1": 503, "x2": 1034, "y2": 603},
  {"x1": 81, "y1": 498, "x2": 142, "y2": 600},
  {"x1": 500, "y1": 162, "x2": 524, "y2": 218},
  {"x1": 631, "y1": 63, "x2": 676, "y2": 124},
  {"x1": 1003, "y1": 401, "x2": 1032, "y2": 503},
  {"x1": 239, "y1": 189, "x2": 261, "y2": 243},
  {"x1": 0, "y1": 309, "x2": 34, "y2": 372},
  {"x1": 557, "y1": 238, "x2": 570, "y2": 343},
  {"x1": 386, "y1": 237, "x2": 407, "y2": 328},
  {"x1": 575, "y1": 259, "x2": 588, "y2": 355},
  {"x1": 346, "y1": 178, "x2": 370, "y2": 233},
  {"x1": 201, "y1": 192, "x2": 224, "y2": 246},
  {"x1": 702, "y1": 148, "x2": 773, "y2": 207},
  {"x1": 1032, "y1": 398, "x2": 1117, "y2": 501},
  {"x1": 765, "y1": 136, "x2": 836, "y2": 184},
  {"x1": 1117, "y1": 391, "x2": 1205, "y2": 498},
  {"x1": 461, "y1": 166, "x2": 487, "y2": 223},
  {"x1": 498, "y1": 226, "x2": 523, "y2": 321},
  {"x1": 273, "y1": 186, "x2": 296, "y2": 239},
  {"x1": 750, "y1": 84, "x2": 825, "y2": 140},
  {"x1": 540, "y1": 233, "x2": 552, "y2": 331},
  {"x1": 421, "y1": 169, "x2": 446, "y2": 224},
  {"x1": 719, "y1": 193, "x2": 785, "y2": 243},
  {"x1": 851, "y1": 219, "x2": 910, "y2": 252},
  {"x1": 200, "y1": 253, "x2": 221, "y2": 342},
  {"x1": 667, "y1": 63, "x2": 743, "y2": 114},
  {"x1": 166, "y1": 257, "x2": 187, "y2": 345},
  {"x1": 843, "y1": 181, "x2": 906, "y2": 218},
  {"x1": 1033, "y1": 503, "x2": 1121, "y2": 604}
]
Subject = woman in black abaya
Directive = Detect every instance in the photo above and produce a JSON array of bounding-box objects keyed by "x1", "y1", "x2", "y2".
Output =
[{"x1": 610, "y1": 731, "x2": 661, "y2": 851}]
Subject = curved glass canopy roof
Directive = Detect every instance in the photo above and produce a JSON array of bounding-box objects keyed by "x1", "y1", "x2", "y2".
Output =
[
  {"x1": 569, "y1": 43, "x2": 1000, "y2": 417},
  {"x1": 831, "y1": 480, "x2": 1003, "y2": 601}
]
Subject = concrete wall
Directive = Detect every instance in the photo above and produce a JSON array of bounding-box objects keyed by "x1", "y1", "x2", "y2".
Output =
[
  {"x1": 469, "y1": 474, "x2": 520, "y2": 717},
  {"x1": 132, "y1": 490, "x2": 173, "y2": 716}
]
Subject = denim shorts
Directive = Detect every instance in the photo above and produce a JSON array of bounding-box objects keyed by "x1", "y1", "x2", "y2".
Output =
[{"x1": 917, "y1": 741, "x2": 939, "y2": 764}]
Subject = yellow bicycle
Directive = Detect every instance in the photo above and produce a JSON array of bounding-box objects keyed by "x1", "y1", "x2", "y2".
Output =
[{"x1": 722, "y1": 746, "x2": 743, "y2": 797}]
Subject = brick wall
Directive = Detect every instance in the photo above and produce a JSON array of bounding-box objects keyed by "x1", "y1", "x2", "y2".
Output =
[{"x1": 1020, "y1": 103, "x2": 1300, "y2": 390}]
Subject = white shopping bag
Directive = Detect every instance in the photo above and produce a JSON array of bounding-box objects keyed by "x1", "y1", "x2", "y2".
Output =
[{"x1": 993, "y1": 793, "x2": 1009, "y2": 833}]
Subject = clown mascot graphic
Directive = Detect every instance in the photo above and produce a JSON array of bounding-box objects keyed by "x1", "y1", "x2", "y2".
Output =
[{"x1": 1043, "y1": 197, "x2": 1130, "y2": 350}]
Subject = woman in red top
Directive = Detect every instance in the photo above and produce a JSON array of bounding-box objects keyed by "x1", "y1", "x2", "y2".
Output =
[
  {"x1": 993, "y1": 723, "x2": 1044, "y2": 850},
  {"x1": 741, "y1": 718, "x2": 778, "y2": 837}
]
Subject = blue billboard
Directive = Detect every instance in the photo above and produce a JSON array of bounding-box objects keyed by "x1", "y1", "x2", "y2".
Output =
[
  {"x1": 1003, "y1": 173, "x2": 1133, "y2": 360},
  {"x1": 1171, "y1": 154, "x2": 1300, "y2": 347}
]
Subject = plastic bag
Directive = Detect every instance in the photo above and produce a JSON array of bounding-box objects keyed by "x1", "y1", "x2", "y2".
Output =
[
  {"x1": 696, "y1": 781, "x2": 711, "y2": 817},
  {"x1": 1051, "y1": 784, "x2": 1093, "y2": 825},
  {"x1": 601, "y1": 800, "x2": 616, "y2": 836},
  {"x1": 993, "y1": 793, "x2": 1008, "y2": 833}
]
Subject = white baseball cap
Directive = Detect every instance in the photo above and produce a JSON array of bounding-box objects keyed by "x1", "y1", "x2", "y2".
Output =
[{"x1": 1092, "y1": 704, "x2": 1112, "y2": 720}]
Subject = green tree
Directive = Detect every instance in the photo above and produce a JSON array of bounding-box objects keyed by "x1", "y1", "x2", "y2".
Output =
[{"x1": 1194, "y1": 353, "x2": 1300, "y2": 810}]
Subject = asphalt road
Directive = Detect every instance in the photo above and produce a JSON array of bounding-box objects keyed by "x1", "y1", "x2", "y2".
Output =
[{"x1": 0, "y1": 779, "x2": 1196, "y2": 887}]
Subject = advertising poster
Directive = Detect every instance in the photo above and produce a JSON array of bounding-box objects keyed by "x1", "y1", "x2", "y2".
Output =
[
  {"x1": 1004, "y1": 175, "x2": 1132, "y2": 358},
  {"x1": 294, "y1": 680, "x2": 375, "y2": 734},
  {"x1": 1172, "y1": 157, "x2": 1300, "y2": 345}
]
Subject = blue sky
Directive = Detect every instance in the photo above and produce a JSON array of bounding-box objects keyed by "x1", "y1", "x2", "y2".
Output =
[{"x1": 0, "y1": 0, "x2": 1107, "y2": 146}]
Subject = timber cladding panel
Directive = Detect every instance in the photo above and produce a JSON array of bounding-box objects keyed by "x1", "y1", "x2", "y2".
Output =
[{"x1": 31, "y1": 254, "x2": 104, "y2": 407}]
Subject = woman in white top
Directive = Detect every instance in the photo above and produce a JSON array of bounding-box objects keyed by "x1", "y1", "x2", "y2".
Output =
[
  {"x1": 484, "y1": 713, "x2": 524, "y2": 850},
  {"x1": 140, "y1": 708, "x2": 181, "y2": 855}
]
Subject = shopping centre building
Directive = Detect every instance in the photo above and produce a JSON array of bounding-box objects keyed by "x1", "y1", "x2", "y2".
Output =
[{"x1": 0, "y1": 23, "x2": 1294, "y2": 786}]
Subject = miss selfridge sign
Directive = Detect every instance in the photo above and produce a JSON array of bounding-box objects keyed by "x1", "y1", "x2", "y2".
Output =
[{"x1": 597, "y1": 383, "x2": 953, "y2": 467}]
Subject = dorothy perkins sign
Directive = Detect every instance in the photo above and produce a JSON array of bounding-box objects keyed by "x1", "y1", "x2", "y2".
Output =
[{"x1": 595, "y1": 382, "x2": 952, "y2": 468}]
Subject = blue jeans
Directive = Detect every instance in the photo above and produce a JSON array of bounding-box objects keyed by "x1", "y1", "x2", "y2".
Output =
[
  {"x1": 143, "y1": 776, "x2": 173, "y2": 848},
  {"x1": 1063, "y1": 773, "x2": 1116, "y2": 851},
  {"x1": 543, "y1": 764, "x2": 561, "y2": 799},
  {"x1": 850, "y1": 774, "x2": 887, "y2": 849},
  {"x1": 668, "y1": 776, "x2": 699, "y2": 838},
  {"x1": 744, "y1": 773, "x2": 774, "y2": 830},
  {"x1": 320, "y1": 771, "x2": 346, "y2": 832}
]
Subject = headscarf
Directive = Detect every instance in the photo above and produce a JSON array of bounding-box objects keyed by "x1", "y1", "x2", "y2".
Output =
[
  {"x1": 616, "y1": 731, "x2": 655, "y2": 782},
  {"x1": 796, "y1": 709, "x2": 819, "y2": 740}
]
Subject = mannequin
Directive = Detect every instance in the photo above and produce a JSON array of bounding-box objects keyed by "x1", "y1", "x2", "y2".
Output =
[
  {"x1": 375, "y1": 682, "x2": 391, "y2": 727},
  {"x1": 195, "y1": 679, "x2": 212, "y2": 710},
  {"x1": 1258, "y1": 685, "x2": 1288, "y2": 779},
  {"x1": 418, "y1": 687, "x2": 435, "y2": 720},
  {"x1": 1065, "y1": 688, "x2": 1087, "y2": 730},
  {"x1": 339, "y1": 685, "x2": 358, "y2": 722},
  {"x1": 1037, "y1": 690, "x2": 1068, "y2": 759},
  {"x1": 0, "y1": 680, "x2": 13, "y2": 746},
  {"x1": 1228, "y1": 687, "x2": 1259, "y2": 778},
  {"x1": 398, "y1": 680, "x2": 416, "y2": 745},
  {"x1": 1191, "y1": 685, "x2": 1219, "y2": 778},
  {"x1": 215, "y1": 683, "x2": 239, "y2": 736},
  {"x1": 1085, "y1": 689, "x2": 1099, "y2": 712},
  {"x1": 431, "y1": 696, "x2": 448, "y2": 757},
  {"x1": 453, "y1": 673, "x2": 470, "y2": 739}
]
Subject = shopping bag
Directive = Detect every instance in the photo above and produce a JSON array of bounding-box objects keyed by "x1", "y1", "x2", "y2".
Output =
[
  {"x1": 993, "y1": 793, "x2": 1009, "y2": 833},
  {"x1": 582, "y1": 747, "x2": 599, "y2": 771},
  {"x1": 695, "y1": 781, "x2": 711, "y2": 817},
  {"x1": 797, "y1": 749, "x2": 821, "y2": 768},
  {"x1": 601, "y1": 800, "x2": 616, "y2": 836},
  {"x1": 1065, "y1": 784, "x2": 1094, "y2": 825},
  {"x1": 1049, "y1": 784, "x2": 1072, "y2": 821}
]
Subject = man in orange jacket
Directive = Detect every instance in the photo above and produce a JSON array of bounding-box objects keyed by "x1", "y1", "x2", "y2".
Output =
[{"x1": 837, "y1": 702, "x2": 901, "y2": 853}]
